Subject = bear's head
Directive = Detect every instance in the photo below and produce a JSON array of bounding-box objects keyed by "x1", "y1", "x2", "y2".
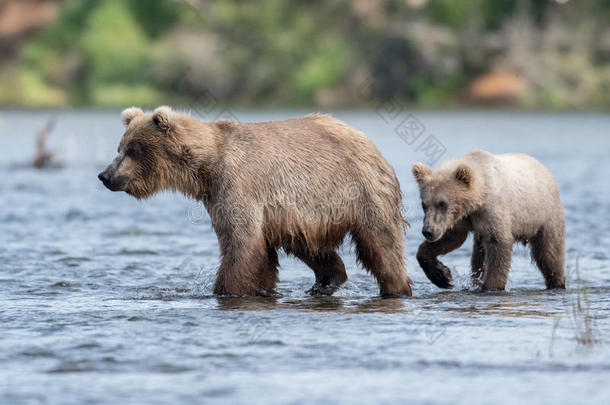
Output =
[
  {"x1": 98, "y1": 106, "x2": 200, "y2": 200},
  {"x1": 412, "y1": 161, "x2": 480, "y2": 242}
]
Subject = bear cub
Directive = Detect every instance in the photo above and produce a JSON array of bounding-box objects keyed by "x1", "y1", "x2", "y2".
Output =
[{"x1": 412, "y1": 150, "x2": 565, "y2": 291}]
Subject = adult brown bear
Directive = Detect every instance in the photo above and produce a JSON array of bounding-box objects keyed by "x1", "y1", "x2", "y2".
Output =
[{"x1": 99, "y1": 106, "x2": 412, "y2": 297}]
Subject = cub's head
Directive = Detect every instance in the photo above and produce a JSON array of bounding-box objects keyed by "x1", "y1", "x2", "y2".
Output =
[
  {"x1": 412, "y1": 161, "x2": 479, "y2": 242},
  {"x1": 98, "y1": 106, "x2": 186, "y2": 199}
]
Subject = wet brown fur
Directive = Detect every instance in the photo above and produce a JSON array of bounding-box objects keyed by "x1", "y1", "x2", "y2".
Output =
[
  {"x1": 108, "y1": 106, "x2": 412, "y2": 297},
  {"x1": 412, "y1": 150, "x2": 565, "y2": 291}
]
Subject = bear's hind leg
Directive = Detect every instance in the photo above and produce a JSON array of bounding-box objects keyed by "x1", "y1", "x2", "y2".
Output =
[
  {"x1": 292, "y1": 250, "x2": 347, "y2": 296},
  {"x1": 530, "y1": 223, "x2": 566, "y2": 289},
  {"x1": 353, "y1": 226, "x2": 412, "y2": 297}
]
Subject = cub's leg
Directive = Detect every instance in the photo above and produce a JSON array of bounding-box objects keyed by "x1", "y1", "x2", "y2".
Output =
[
  {"x1": 530, "y1": 221, "x2": 566, "y2": 289},
  {"x1": 480, "y1": 236, "x2": 513, "y2": 291},
  {"x1": 416, "y1": 227, "x2": 469, "y2": 289},
  {"x1": 352, "y1": 224, "x2": 412, "y2": 297},
  {"x1": 471, "y1": 234, "x2": 486, "y2": 284},
  {"x1": 292, "y1": 250, "x2": 348, "y2": 296}
]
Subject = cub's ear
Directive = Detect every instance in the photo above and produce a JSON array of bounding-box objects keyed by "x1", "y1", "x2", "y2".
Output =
[
  {"x1": 152, "y1": 106, "x2": 175, "y2": 133},
  {"x1": 121, "y1": 107, "x2": 143, "y2": 126},
  {"x1": 412, "y1": 162, "x2": 431, "y2": 183},
  {"x1": 455, "y1": 164, "x2": 473, "y2": 186}
]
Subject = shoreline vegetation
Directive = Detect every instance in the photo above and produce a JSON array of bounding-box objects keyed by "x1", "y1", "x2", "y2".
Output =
[{"x1": 0, "y1": 0, "x2": 608, "y2": 109}]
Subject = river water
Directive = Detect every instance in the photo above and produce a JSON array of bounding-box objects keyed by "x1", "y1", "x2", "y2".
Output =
[{"x1": 1, "y1": 110, "x2": 609, "y2": 404}]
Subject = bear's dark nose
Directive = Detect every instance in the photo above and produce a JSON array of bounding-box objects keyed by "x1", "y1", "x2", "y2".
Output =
[
  {"x1": 422, "y1": 226, "x2": 434, "y2": 240},
  {"x1": 98, "y1": 171, "x2": 110, "y2": 185}
]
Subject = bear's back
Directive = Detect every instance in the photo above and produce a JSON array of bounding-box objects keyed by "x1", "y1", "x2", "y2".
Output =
[
  {"x1": 215, "y1": 114, "x2": 372, "y2": 153},
  {"x1": 210, "y1": 115, "x2": 400, "y2": 210},
  {"x1": 492, "y1": 152, "x2": 562, "y2": 235},
  {"x1": 496, "y1": 153, "x2": 559, "y2": 194},
  {"x1": 213, "y1": 114, "x2": 390, "y2": 177}
]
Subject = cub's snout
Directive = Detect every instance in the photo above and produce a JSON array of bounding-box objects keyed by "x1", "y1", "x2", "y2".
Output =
[{"x1": 422, "y1": 226, "x2": 435, "y2": 241}]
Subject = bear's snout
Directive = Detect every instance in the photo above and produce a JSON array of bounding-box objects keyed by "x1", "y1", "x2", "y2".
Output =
[
  {"x1": 98, "y1": 169, "x2": 129, "y2": 192},
  {"x1": 98, "y1": 171, "x2": 110, "y2": 185},
  {"x1": 422, "y1": 226, "x2": 435, "y2": 241}
]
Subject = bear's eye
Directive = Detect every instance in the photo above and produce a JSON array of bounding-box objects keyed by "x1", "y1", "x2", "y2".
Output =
[
  {"x1": 125, "y1": 143, "x2": 142, "y2": 157},
  {"x1": 437, "y1": 201, "x2": 448, "y2": 209}
]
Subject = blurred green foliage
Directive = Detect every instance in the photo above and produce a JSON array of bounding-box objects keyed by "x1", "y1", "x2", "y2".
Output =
[{"x1": 0, "y1": 0, "x2": 608, "y2": 108}]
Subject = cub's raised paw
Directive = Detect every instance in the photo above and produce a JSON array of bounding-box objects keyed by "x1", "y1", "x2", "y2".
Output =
[{"x1": 422, "y1": 260, "x2": 454, "y2": 289}]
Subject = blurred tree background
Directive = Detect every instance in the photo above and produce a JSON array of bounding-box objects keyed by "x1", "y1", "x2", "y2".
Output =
[{"x1": 0, "y1": 0, "x2": 608, "y2": 108}]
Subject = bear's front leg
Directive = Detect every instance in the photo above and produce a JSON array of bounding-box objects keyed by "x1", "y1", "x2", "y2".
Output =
[
  {"x1": 480, "y1": 236, "x2": 513, "y2": 291},
  {"x1": 213, "y1": 223, "x2": 271, "y2": 296},
  {"x1": 256, "y1": 247, "x2": 280, "y2": 297},
  {"x1": 471, "y1": 234, "x2": 486, "y2": 286},
  {"x1": 416, "y1": 227, "x2": 468, "y2": 289}
]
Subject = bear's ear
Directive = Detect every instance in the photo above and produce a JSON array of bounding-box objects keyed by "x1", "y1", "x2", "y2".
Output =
[
  {"x1": 455, "y1": 164, "x2": 473, "y2": 186},
  {"x1": 152, "y1": 106, "x2": 175, "y2": 134},
  {"x1": 412, "y1": 162, "x2": 431, "y2": 184},
  {"x1": 121, "y1": 107, "x2": 143, "y2": 126}
]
